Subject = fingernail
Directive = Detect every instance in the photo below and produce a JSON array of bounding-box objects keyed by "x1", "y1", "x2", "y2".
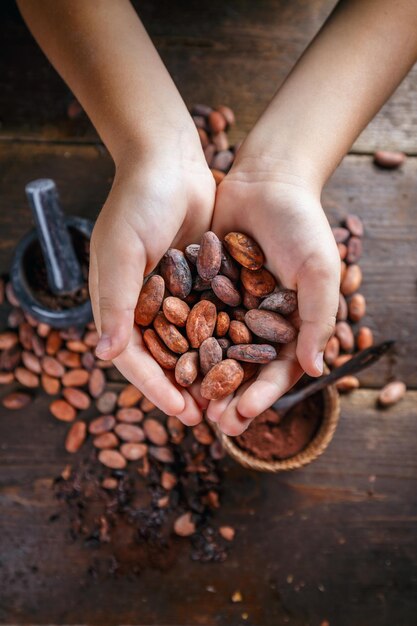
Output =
[
  {"x1": 315, "y1": 351, "x2": 324, "y2": 375},
  {"x1": 95, "y1": 334, "x2": 112, "y2": 358}
]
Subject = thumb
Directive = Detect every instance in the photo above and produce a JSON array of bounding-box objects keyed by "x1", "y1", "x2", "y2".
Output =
[
  {"x1": 295, "y1": 254, "x2": 339, "y2": 377},
  {"x1": 90, "y1": 234, "x2": 145, "y2": 361}
]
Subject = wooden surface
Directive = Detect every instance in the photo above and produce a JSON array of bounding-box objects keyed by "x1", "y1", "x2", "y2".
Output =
[
  {"x1": 1, "y1": 1, "x2": 417, "y2": 625},
  {"x1": 1, "y1": 0, "x2": 417, "y2": 152},
  {"x1": 1, "y1": 390, "x2": 417, "y2": 625}
]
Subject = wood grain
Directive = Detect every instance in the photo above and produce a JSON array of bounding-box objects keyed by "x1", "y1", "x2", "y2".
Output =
[
  {"x1": 1, "y1": 0, "x2": 417, "y2": 152},
  {"x1": 0, "y1": 389, "x2": 416, "y2": 625},
  {"x1": 0, "y1": 142, "x2": 415, "y2": 387}
]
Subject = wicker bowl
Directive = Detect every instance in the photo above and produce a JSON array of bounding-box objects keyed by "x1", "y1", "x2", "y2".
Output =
[{"x1": 213, "y1": 374, "x2": 340, "y2": 472}]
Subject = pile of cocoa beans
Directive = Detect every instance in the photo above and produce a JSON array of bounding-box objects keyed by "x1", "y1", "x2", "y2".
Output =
[{"x1": 136, "y1": 231, "x2": 298, "y2": 401}]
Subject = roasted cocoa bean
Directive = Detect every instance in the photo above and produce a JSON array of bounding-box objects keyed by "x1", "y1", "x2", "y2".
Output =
[
  {"x1": 224, "y1": 232, "x2": 264, "y2": 270},
  {"x1": 134, "y1": 275, "x2": 165, "y2": 326},
  {"x1": 245, "y1": 309, "x2": 297, "y2": 344}
]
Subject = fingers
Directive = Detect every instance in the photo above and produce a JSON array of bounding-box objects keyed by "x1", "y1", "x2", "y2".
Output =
[
  {"x1": 90, "y1": 226, "x2": 146, "y2": 361},
  {"x1": 113, "y1": 327, "x2": 185, "y2": 416},
  {"x1": 236, "y1": 343, "x2": 303, "y2": 421},
  {"x1": 295, "y1": 252, "x2": 340, "y2": 377}
]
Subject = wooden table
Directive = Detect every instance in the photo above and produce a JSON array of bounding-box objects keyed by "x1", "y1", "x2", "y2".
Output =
[{"x1": 1, "y1": 2, "x2": 416, "y2": 625}]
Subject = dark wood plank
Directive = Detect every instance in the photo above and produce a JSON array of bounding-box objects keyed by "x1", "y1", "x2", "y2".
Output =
[
  {"x1": 1, "y1": 0, "x2": 417, "y2": 152},
  {"x1": 1, "y1": 142, "x2": 415, "y2": 388},
  {"x1": 1, "y1": 389, "x2": 416, "y2": 625}
]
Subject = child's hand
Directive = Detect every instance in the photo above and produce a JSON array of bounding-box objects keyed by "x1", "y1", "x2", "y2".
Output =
[
  {"x1": 207, "y1": 155, "x2": 340, "y2": 435},
  {"x1": 90, "y1": 135, "x2": 215, "y2": 421}
]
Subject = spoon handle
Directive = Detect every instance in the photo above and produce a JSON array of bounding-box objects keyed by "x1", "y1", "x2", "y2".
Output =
[
  {"x1": 272, "y1": 340, "x2": 395, "y2": 414},
  {"x1": 25, "y1": 179, "x2": 84, "y2": 295}
]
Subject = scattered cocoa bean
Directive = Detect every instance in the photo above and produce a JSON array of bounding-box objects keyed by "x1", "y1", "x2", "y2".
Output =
[
  {"x1": 378, "y1": 381, "x2": 406, "y2": 406},
  {"x1": 93, "y1": 432, "x2": 119, "y2": 449},
  {"x1": 348, "y1": 293, "x2": 366, "y2": 322},
  {"x1": 114, "y1": 423, "x2": 145, "y2": 443},
  {"x1": 332, "y1": 227, "x2": 350, "y2": 243},
  {"x1": 174, "y1": 512, "x2": 196, "y2": 537},
  {"x1": 120, "y1": 442, "x2": 148, "y2": 461},
  {"x1": 341, "y1": 264, "x2": 362, "y2": 295},
  {"x1": 336, "y1": 293, "x2": 348, "y2": 321},
  {"x1": 95, "y1": 390, "x2": 117, "y2": 414},
  {"x1": 42, "y1": 355, "x2": 65, "y2": 378},
  {"x1": 148, "y1": 446, "x2": 174, "y2": 463},
  {"x1": 219, "y1": 526, "x2": 235, "y2": 541},
  {"x1": 143, "y1": 418, "x2": 168, "y2": 445},
  {"x1": 357, "y1": 326, "x2": 373, "y2": 350},
  {"x1": 21, "y1": 350, "x2": 41, "y2": 374},
  {"x1": 2, "y1": 391, "x2": 31, "y2": 409},
  {"x1": 65, "y1": 421, "x2": 87, "y2": 453},
  {"x1": 118, "y1": 383, "x2": 143, "y2": 408},
  {"x1": 336, "y1": 376, "x2": 360, "y2": 392},
  {"x1": 374, "y1": 150, "x2": 405, "y2": 169},
  {"x1": 335, "y1": 321, "x2": 355, "y2": 352},
  {"x1": 88, "y1": 415, "x2": 116, "y2": 435},
  {"x1": 62, "y1": 368, "x2": 89, "y2": 387},
  {"x1": 41, "y1": 373, "x2": 61, "y2": 395},
  {"x1": 0, "y1": 331, "x2": 18, "y2": 350},
  {"x1": 63, "y1": 387, "x2": 91, "y2": 410},
  {"x1": 324, "y1": 336, "x2": 340, "y2": 366},
  {"x1": 116, "y1": 407, "x2": 144, "y2": 423},
  {"x1": 50, "y1": 399, "x2": 76, "y2": 422},
  {"x1": 15, "y1": 366, "x2": 39, "y2": 388},
  {"x1": 345, "y1": 214, "x2": 364, "y2": 238},
  {"x1": 346, "y1": 236, "x2": 362, "y2": 264},
  {"x1": 98, "y1": 449, "x2": 127, "y2": 469}
]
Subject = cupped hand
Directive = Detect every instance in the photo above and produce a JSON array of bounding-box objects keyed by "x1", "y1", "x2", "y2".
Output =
[
  {"x1": 207, "y1": 154, "x2": 340, "y2": 435},
  {"x1": 89, "y1": 132, "x2": 215, "y2": 422}
]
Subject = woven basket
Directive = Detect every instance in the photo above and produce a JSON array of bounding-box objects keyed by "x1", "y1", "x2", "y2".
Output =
[{"x1": 213, "y1": 376, "x2": 340, "y2": 472}]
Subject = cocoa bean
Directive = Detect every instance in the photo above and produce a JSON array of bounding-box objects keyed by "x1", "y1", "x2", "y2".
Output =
[
  {"x1": 118, "y1": 383, "x2": 143, "y2": 408},
  {"x1": 211, "y1": 275, "x2": 241, "y2": 306},
  {"x1": 197, "y1": 231, "x2": 222, "y2": 280},
  {"x1": 332, "y1": 227, "x2": 350, "y2": 243},
  {"x1": 15, "y1": 367, "x2": 39, "y2": 388},
  {"x1": 63, "y1": 387, "x2": 91, "y2": 410},
  {"x1": 88, "y1": 415, "x2": 116, "y2": 434},
  {"x1": 346, "y1": 236, "x2": 362, "y2": 264},
  {"x1": 378, "y1": 381, "x2": 406, "y2": 406},
  {"x1": 2, "y1": 391, "x2": 31, "y2": 409},
  {"x1": 228, "y1": 320, "x2": 252, "y2": 345},
  {"x1": 337, "y1": 243, "x2": 347, "y2": 260},
  {"x1": 65, "y1": 421, "x2": 87, "y2": 453},
  {"x1": 174, "y1": 512, "x2": 196, "y2": 537},
  {"x1": 337, "y1": 293, "x2": 348, "y2": 321},
  {"x1": 88, "y1": 368, "x2": 106, "y2": 398},
  {"x1": 219, "y1": 526, "x2": 235, "y2": 541},
  {"x1": 258, "y1": 289, "x2": 298, "y2": 316},
  {"x1": 62, "y1": 368, "x2": 89, "y2": 387},
  {"x1": 245, "y1": 309, "x2": 297, "y2": 344},
  {"x1": 41, "y1": 373, "x2": 61, "y2": 395},
  {"x1": 336, "y1": 376, "x2": 360, "y2": 392},
  {"x1": 216, "y1": 105, "x2": 235, "y2": 126},
  {"x1": 50, "y1": 399, "x2": 76, "y2": 422},
  {"x1": 227, "y1": 343, "x2": 277, "y2": 363},
  {"x1": 160, "y1": 249, "x2": 192, "y2": 298},
  {"x1": 200, "y1": 358, "x2": 244, "y2": 400},
  {"x1": 175, "y1": 350, "x2": 199, "y2": 387},
  {"x1": 93, "y1": 432, "x2": 119, "y2": 449},
  {"x1": 374, "y1": 150, "x2": 405, "y2": 169},
  {"x1": 186, "y1": 300, "x2": 217, "y2": 348},
  {"x1": 240, "y1": 267, "x2": 275, "y2": 297},
  {"x1": 341, "y1": 264, "x2": 362, "y2": 295},
  {"x1": 98, "y1": 449, "x2": 127, "y2": 469},
  {"x1": 134, "y1": 274, "x2": 165, "y2": 326},
  {"x1": 140, "y1": 397, "x2": 156, "y2": 413},
  {"x1": 220, "y1": 247, "x2": 240, "y2": 281},
  {"x1": 324, "y1": 336, "x2": 340, "y2": 366},
  {"x1": 21, "y1": 350, "x2": 41, "y2": 374},
  {"x1": 114, "y1": 423, "x2": 145, "y2": 443},
  {"x1": 95, "y1": 390, "x2": 117, "y2": 414},
  {"x1": 192, "y1": 422, "x2": 214, "y2": 445},
  {"x1": 143, "y1": 418, "x2": 168, "y2": 445},
  {"x1": 224, "y1": 232, "x2": 264, "y2": 270},
  {"x1": 241, "y1": 361, "x2": 260, "y2": 382},
  {"x1": 335, "y1": 321, "x2": 355, "y2": 352},
  {"x1": 345, "y1": 214, "x2": 364, "y2": 237},
  {"x1": 161, "y1": 471, "x2": 177, "y2": 490},
  {"x1": 153, "y1": 312, "x2": 189, "y2": 354},
  {"x1": 217, "y1": 337, "x2": 231, "y2": 357},
  {"x1": 116, "y1": 407, "x2": 144, "y2": 423},
  {"x1": 232, "y1": 308, "x2": 246, "y2": 322},
  {"x1": 57, "y1": 350, "x2": 81, "y2": 368},
  {"x1": 42, "y1": 355, "x2": 65, "y2": 378},
  {"x1": 348, "y1": 293, "x2": 366, "y2": 322},
  {"x1": 208, "y1": 110, "x2": 226, "y2": 133},
  {"x1": 163, "y1": 297, "x2": 190, "y2": 327},
  {"x1": 148, "y1": 446, "x2": 174, "y2": 463},
  {"x1": 120, "y1": 442, "x2": 148, "y2": 461},
  {"x1": 0, "y1": 331, "x2": 18, "y2": 350},
  {"x1": 143, "y1": 328, "x2": 178, "y2": 369},
  {"x1": 357, "y1": 326, "x2": 373, "y2": 350},
  {"x1": 199, "y1": 337, "x2": 223, "y2": 375},
  {"x1": 0, "y1": 372, "x2": 14, "y2": 384},
  {"x1": 184, "y1": 244, "x2": 200, "y2": 265}
]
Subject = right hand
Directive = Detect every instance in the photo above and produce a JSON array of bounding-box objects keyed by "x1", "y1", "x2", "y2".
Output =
[{"x1": 89, "y1": 127, "x2": 215, "y2": 423}]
